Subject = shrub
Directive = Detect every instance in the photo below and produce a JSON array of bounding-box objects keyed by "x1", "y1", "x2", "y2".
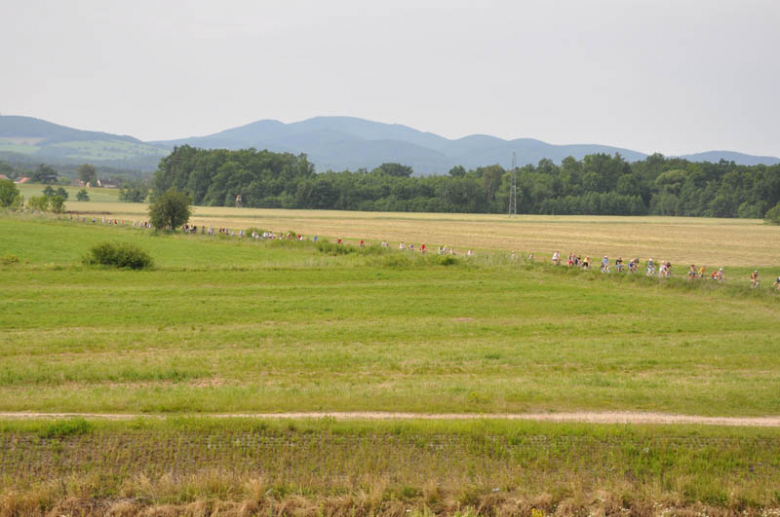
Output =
[
  {"x1": 436, "y1": 255, "x2": 459, "y2": 266},
  {"x1": 0, "y1": 254, "x2": 20, "y2": 265},
  {"x1": 39, "y1": 418, "x2": 92, "y2": 439},
  {"x1": 371, "y1": 254, "x2": 415, "y2": 268},
  {"x1": 0, "y1": 179, "x2": 19, "y2": 208},
  {"x1": 119, "y1": 180, "x2": 149, "y2": 202},
  {"x1": 48, "y1": 195, "x2": 66, "y2": 213},
  {"x1": 55, "y1": 186, "x2": 69, "y2": 200},
  {"x1": 765, "y1": 203, "x2": 780, "y2": 225},
  {"x1": 28, "y1": 195, "x2": 49, "y2": 212},
  {"x1": 76, "y1": 189, "x2": 90, "y2": 201},
  {"x1": 8, "y1": 193, "x2": 24, "y2": 211},
  {"x1": 316, "y1": 240, "x2": 357, "y2": 255},
  {"x1": 84, "y1": 242, "x2": 154, "y2": 269}
]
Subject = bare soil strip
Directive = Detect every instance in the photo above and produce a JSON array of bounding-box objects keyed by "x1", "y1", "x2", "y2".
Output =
[{"x1": 2, "y1": 411, "x2": 780, "y2": 427}]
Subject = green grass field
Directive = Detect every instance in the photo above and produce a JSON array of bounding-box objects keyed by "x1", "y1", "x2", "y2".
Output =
[
  {"x1": 2, "y1": 215, "x2": 779, "y2": 416},
  {"x1": 17, "y1": 183, "x2": 122, "y2": 203},
  {"x1": 2, "y1": 211, "x2": 780, "y2": 515}
]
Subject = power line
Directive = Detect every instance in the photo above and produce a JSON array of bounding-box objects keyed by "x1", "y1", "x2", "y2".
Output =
[{"x1": 508, "y1": 152, "x2": 517, "y2": 217}]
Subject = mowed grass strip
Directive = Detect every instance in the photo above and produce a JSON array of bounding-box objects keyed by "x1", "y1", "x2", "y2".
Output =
[{"x1": 1, "y1": 217, "x2": 779, "y2": 416}]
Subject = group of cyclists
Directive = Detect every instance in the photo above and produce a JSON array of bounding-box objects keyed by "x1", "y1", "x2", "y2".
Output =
[
  {"x1": 67, "y1": 213, "x2": 780, "y2": 291},
  {"x1": 550, "y1": 250, "x2": 780, "y2": 290},
  {"x1": 551, "y1": 251, "x2": 666, "y2": 276}
]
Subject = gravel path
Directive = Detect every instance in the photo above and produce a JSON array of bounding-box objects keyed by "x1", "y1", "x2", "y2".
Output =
[{"x1": 1, "y1": 411, "x2": 780, "y2": 427}]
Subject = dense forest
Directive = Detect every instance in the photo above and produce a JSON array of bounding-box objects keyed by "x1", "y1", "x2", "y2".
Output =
[{"x1": 151, "y1": 146, "x2": 780, "y2": 218}]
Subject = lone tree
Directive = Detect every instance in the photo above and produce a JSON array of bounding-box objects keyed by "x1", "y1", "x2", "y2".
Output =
[
  {"x1": 48, "y1": 195, "x2": 66, "y2": 213},
  {"x1": 31, "y1": 164, "x2": 58, "y2": 184},
  {"x1": 76, "y1": 189, "x2": 90, "y2": 201},
  {"x1": 78, "y1": 164, "x2": 98, "y2": 186},
  {"x1": 0, "y1": 179, "x2": 20, "y2": 208},
  {"x1": 148, "y1": 188, "x2": 191, "y2": 231}
]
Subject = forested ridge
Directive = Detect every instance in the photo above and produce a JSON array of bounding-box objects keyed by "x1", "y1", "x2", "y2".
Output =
[{"x1": 152, "y1": 146, "x2": 780, "y2": 218}]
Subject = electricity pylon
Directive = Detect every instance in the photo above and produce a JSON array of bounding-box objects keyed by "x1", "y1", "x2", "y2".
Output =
[{"x1": 508, "y1": 152, "x2": 517, "y2": 217}]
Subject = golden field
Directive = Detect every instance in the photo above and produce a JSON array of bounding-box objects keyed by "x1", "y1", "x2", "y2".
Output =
[{"x1": 64, "y1": 200, "x2": 780, "y2": 267}]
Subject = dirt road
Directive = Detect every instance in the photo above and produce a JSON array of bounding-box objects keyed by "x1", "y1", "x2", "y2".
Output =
[{"x1": 2, "y1": 411, "x2": 780, "y2": 427}]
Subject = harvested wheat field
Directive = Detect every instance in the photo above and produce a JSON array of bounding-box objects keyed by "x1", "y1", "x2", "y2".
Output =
[{"x1": 64, "y1": 201, "x2": 780, "y2": 267}]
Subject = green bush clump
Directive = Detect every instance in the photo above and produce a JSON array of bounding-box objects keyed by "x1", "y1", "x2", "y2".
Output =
[
  {"x1": 39, "y1": 418, "x2": 93, "y2": 439},
  {"x1": 371, "y1": 254, "x2": 414, "y2": 268},
  {"x1": 436, "y1": 255, "x2": 459, "y2": 266},
  {"x1": 84, "y1": 242, "x2": 154, "y2": 269},
  {"x1": 765, "y1": 203, "x2": 780, "y2": 225},
  {"x1": 316, "y1": 240, "x2": 357, "y2": 255},
  {"x1": 0, "y1": 254, "x2": 20, "y2": 265},
  {"x1": 358, "y1": 244, "x2": 390, "y2": 256}
]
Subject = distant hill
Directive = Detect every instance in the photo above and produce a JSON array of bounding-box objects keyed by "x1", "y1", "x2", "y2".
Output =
[
  {"x1": 155, "y1": 116, "x2": 780, "y2": 173},
  {"x1": 2, "y1": 114, "x2": 778, "y2": 174},
  {"x1": 153, "y1": 116, "x2": 650, "y2": 173},
  {"x1": 0, "y1": 115, "x2": 169, "y2": 170},
  {"x1": 678, "y1": 150, "x2": 780, "y2": 166}
]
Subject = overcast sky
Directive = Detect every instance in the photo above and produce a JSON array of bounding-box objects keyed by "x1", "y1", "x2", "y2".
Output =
[{"x1": 1, "y1": 0, "x2": 778, "y2": 156}]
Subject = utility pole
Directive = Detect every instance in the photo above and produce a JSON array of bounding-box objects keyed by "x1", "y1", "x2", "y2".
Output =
[{"x1": 508, "y1": 152, "x2": 517, "y2": 217}]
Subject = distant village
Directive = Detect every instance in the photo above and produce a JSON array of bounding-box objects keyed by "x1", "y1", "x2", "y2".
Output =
[{"x1": 0, "y1": 174, "x2": 119, "y2": 189}]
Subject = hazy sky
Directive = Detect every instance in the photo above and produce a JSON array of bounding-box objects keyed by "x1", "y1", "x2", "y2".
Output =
[{"x1": 2, "y1": 0, "x2": 779, "y2": 156}]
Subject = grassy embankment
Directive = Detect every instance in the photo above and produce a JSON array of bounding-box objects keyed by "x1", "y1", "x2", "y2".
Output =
[{"x1": 3, "y1": 418, "x2": 780, "y2": 515}]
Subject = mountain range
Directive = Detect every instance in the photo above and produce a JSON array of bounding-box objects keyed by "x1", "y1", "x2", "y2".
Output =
[{"x1": 1, "y1": 114, "x2": 778, "y2": 174}]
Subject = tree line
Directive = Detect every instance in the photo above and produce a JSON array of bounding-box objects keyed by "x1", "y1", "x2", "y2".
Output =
[
  {"x1": 146, "y1": 145, "x2": 778, "y2": 219},
  {"x1": 0, "y1": 159, "x2": 143, "y2": 187}
]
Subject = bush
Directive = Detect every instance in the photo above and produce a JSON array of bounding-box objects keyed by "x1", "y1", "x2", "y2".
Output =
[
  {"x1": 316, "y1": 240, "x2": 357, "y2": 255},
  {"x1": 436, "y1": 255, "x2": 459, "y2": 266},
  {"x1": 76, "y1": 189, "x2": 90, "y2": 201},
  {"x1": 39, "y1": 418, "x2": 92, "y2": 439},
  {"x1": 0, "y1": 179, "x2": 19, "y2": 208},
  {"x1": 8, "y1": 193, "x2": 23, "y2": 211},
  {"x1": 373, "y1": 254, "x2": 414, "y2": 268},
  {"x1": 28, "y1": 195, "x2": 49, "y2": 212},
  {"x1": 0, "y1": 254, "x2": 20, "y2": 265},
  {"x1": 84, "y1": 242, "x2": 154, "y2": 269},
  {"x1": 48, "y1": 195, "x2": 65, "y2": 213},
  {"x1": 765, "y1": 203, "x2": 780, "y2": 225},
  {"x1": 119, "y1": 180, "x2": 149, "y2": 202}
]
